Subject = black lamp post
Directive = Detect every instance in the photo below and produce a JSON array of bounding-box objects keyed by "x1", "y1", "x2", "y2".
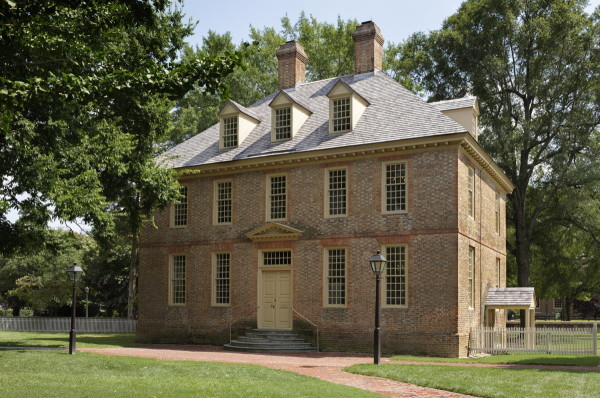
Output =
[
  {"x1": 369, "y1": 250, "x2": 387, "y2": 364},
  {"x1": 85, "y1": 287, "x2": 89, "y2": 318},
  {"x1": 66, "y1": 263, "x2": 84, "y2": 355}
]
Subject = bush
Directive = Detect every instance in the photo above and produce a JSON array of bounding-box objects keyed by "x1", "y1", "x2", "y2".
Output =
[
  {"x1": 19, "y1": 309, "x2": 33, "y2": 317},
  {"x1": 0, "y1": 309, "x2": 13, "y2": 317}
]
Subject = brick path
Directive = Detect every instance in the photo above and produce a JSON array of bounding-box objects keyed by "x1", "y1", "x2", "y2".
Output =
[{"x1": 81, "y1": 345, "x2": 477, "y2": 398}]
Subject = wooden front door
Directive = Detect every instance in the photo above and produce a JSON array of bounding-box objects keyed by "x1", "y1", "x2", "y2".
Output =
[{"x1": 259, "y1": 270, "x2": 292, "y2": 329}]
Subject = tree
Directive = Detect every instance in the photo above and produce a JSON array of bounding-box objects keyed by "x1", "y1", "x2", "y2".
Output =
[
  {"x1": 167, "y1": 14, "x2": 358, "y2": 148},
  {"x1": 1, "y1": 0, "x2": 247, "y2": 317},
  {"x1": 385, "y1": 0, "x2": 600, "y2": 305}
]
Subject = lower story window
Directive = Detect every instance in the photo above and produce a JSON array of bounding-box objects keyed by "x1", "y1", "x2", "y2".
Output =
[
  {"x1": 213, "y1": 253, "x2": 230, "y2": 305},
  {"x1": 384, "y1": 246, "x2": 407, "y2": 306},
  {"x1": 325, "y1": 248, "x2": 346, "y2": 306},
  {"x1": 170, "y1": 254, "x2": 186, "y2": 305}
]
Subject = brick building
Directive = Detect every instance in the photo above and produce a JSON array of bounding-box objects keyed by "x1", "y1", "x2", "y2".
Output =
[{"x1": 137, "y1": 21, "x2": 514, "y2": 357}]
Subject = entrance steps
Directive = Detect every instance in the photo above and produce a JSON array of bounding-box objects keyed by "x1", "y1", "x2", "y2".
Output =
[{"x1": 224, "y1": 329, "x2": 317, "y2": 353}]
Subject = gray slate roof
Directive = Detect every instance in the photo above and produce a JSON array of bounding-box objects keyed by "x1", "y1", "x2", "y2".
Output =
[
  {"x1": 163, "y1": 71, "x2": 468, "y2": 169},
  {"x1": 485, "y1": 288, "x2": 535, "y2": 308},
  {"x1": 430, "y1": 97, "x2": 477, "y2": 112}
]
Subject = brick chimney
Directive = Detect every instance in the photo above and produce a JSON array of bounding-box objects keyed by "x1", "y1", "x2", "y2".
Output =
[
  {"x1": 352, "y1": 21, "x2": 384, "y2": 74},
  {"x1": 276, "y1": 41, "x2": 308, "y2": 89}
]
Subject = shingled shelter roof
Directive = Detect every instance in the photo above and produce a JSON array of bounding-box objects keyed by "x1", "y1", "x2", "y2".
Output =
[{"x1": 485, "y1": 287, "x2": 536, "y2": 309}]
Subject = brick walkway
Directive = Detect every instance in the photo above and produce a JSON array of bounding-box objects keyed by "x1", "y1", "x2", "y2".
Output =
[{"x1": 81, "y1": 345, "x2": 477, "y2": 398}]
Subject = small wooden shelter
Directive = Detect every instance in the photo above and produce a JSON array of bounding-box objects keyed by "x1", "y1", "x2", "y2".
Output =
[{"x1": 485, "y1": 287, "x2": 536, "y2": 328}]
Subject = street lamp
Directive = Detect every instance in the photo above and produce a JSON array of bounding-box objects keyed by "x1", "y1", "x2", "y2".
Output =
[
  {"x1": 66, "y1": 263, "x2": 84, "y2": 355},
  {"x1": 85, "y1": 287, "x2": 89, "y2": 318},
  {"x1": 369, "y1": 250, "x2": 387, "y2": 364}
]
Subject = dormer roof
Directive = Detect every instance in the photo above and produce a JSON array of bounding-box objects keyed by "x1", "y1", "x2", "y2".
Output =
[
  {"x1": 268, "y1": 90, "x2": 313, "y2": 114},
  {"x1": 218, "y1": 99, "x2": 262, "y2": 123},
  {"x1": 326, "y1": 79, "x2": 370, "y2": 105}
]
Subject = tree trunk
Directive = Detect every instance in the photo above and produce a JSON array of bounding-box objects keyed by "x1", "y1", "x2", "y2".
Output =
[
  {"x1": 127, "y1": 234, "x2": 139, "y2": 320},
  {"x1": 513, "y1": 190, "x2": 531, "y2": 327}
]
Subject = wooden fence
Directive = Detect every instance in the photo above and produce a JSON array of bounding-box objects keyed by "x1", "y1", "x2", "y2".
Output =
[
  {"x1": 0, "y1": 317, "x2": 136, "y2": 333},
  {"x1": 470, "y1": 323, "x2": 597, "y2": 355}
]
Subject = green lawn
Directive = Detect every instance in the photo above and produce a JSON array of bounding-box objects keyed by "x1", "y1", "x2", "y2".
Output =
[
  {"x1": 0, "y1": 331, "x2": 138, "y2": 348},
  {"x1": 388, "y1": 353, "x2": 599, "y2": 367},
  {"x1": 345, "y1": 363, "x2": 600, "y2": 398},
  {"x1": 0, "y1": 350, "x2": 380, "y2": 398}
]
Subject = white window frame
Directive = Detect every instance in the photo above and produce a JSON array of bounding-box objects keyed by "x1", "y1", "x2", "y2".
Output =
[
  {"x1": 170, "y1": 186, "x2": 188, "y2": 228},
  {"x1": 468, "y1": 166, "x2": 475, "y2": 218},
  {"x1": 382, "y1": 161, "x2": 407, "y2": 214},
  {"x1": 212, "y1": 252, "x2": 231, "y2": 307},
  {"x1": 214, "y1": 179, "x2": 233, "y2": 225},
  {"x1": 169, "y1": 254, "x2": 186, "y2": 306},
  {"x1": 266, "y1": 173, "x2": 287, "y2": 221},
  {"x1": 330, "y1": 97, "x2": 352, "y2": 133},
  {"x1": 272, "y1": 106, "x2": 292, "y2": 141},
  {"x1": 496, "y1": 258, "x2": 501, "y2": 288},
  {"x1": 260, "y1": 250, "x2": 293, "y2": 268},
  {"x1": 469, "y1": 246, "x2": 476, "y2": 309},
  {"x1": 221, "y1": 116, "x2": 238, "y2": 149},
  {"x1": 382, "y1": 245, "x2": 408, "y2": 308},
  {"x1": 323, "y1": 247, "x2": 347, "y2": 308},
  {"x1": 325, "y1": 167, "x2": 348, "y2": 218},
  {"x1": 554, "y1": 299, "x2": 563, "y2": 309},
  {"x1": 495, "y1": 193, "x2": 501, "y2": 234}
]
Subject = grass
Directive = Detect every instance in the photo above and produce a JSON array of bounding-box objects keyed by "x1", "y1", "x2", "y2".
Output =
[
  {"x1": 345, "y1": 363, "x2": 600, "y2": 398},
  {"x1": 388, "y1": 353, "x2": 599, "y2": 367},
  {"x1": 0, "y1": 331, "x2": 138, "y2": 348},
  {"x1": 0, "y1": 350, "x2": 380, "y2": 398}
]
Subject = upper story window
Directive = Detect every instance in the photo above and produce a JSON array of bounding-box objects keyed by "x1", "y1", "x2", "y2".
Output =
[
  {"x1": 218, "y1": 100, "x2": 260, "y2": 150},
  {"x1": 332, "y1": 98, "x2": 351, "y2": 132},
  {"x1": 171, "y1": 186, "x2": 188, "y2": 227},
  {"x1": 382, "y1": 162, "x2": 407, "y2": 213},
  {"x1": 326, "y1": 80, "x2": 369, "y2": 134},
  {"x1": 214, "y1": 180, "x2": 232, "y2": 225},
  {"x1": 495, "y1": 193, "x2": 501, "y2": 233},
  {"x1": 269, "y1": 91, "x2": 312, "y2": 142},
  {"x1": 468, "y1": 166, "x2": 475, "y2": 218},
  {"x1": 274, "y1": 107, "x2": 292, "y2": 140},
  {"x1": 326, "y1": 168, "x2": 347, "y2": 217},
  {"x1": 222, "y1": 117, "x2": 238, "y2": 148},
  {"x1": 383, "y1": 246, "x2": 407, "y2": 307},
  {"x1": 169, "y1": 254, "x2": 186, "y2": 305},
  {"x1": 267, "y1": 174, "x2": 287, "y2": 221}
]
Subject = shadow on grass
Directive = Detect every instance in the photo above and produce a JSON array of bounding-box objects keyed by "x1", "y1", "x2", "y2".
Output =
[{"x1": 0, "y1": 334, "x2": 138, "y2": 348}]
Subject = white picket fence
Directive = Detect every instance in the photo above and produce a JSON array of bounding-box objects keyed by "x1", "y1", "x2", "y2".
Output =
[
  {"x1": 470, "y1": 324, "x2": 597, "y2": 355},
  {"x1": 0, "y1": 317, "x2": 136, "y2": 333}
]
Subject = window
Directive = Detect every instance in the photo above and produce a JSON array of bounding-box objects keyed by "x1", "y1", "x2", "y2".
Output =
[
  {"x1": 496, "y1": 258, "x2": 501, "y2": 288},
  {"x1": 383, "y1": 162, "x2": 407, "y2": 213},
  {"x1": 172, "y1": 186, "x2": 188, "y2": 227},
  {"x1": 170, "y1": 255, "x2": 186, "y2": 305},
  {"x1": 495, "y1": 193, "x2": 501, "y2": 233},
  {"x1": 214, "y1": 180, "x2": 232, "y2": 224},
  {"x1": 554, "y1": 299, "x2": 563, "y2": 309},
  {"x1": 325, "y1": 248, "x2": 346, "y2": 306},
  {"x1": 267, "y1": 175, "x2": 287, "y2": 220},
  {"x1": 222, "y1": 116, "x2": 238, "y2": 148},
  {"x1": 274, "y1": 107, "x2": 292, "y2": 140},
  {"x1": 468, "y1": 167, "x2": 475, "y2": 217},
  {"x1": 326, "y1": 168, "x2": 347, "y2": 217},
  {"x1": 332, "y1": 97, "x2": 351, "y2": 132},
  {"x1": 262, "y1": 251, "x2": 292, "y2": 266},
  {"x1": 469, "y1": 246, "x2": 475, "y2": 308},
  {"x1": 213, "y1": 253, "x2": 230, "y2": 306},
  {"x1": 384, "y1": 246, "x2": 407, "y2": 307}
]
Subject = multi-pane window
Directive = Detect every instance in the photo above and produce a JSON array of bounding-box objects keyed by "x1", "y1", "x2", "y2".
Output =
[
  {"x1": 222, "y1": 116, "x2": 238, "y2": 148},
  {"x1": 268, "y1": 175, "x2": 287, "y2": 220},
  {"x1": 332, "y1": 97, "x2": 351, "y2": 132},
  {"x1": 215, "y1": 180, "x2": 232, "y2": 224},
  {"x1": 384, "y1": 246, "x2": 407, "y2": 306},
  {"x1": 384, "y1": 163, "x2": 406, "y2": 213},
  {"x1": 263, "y1": 251, "x2": 292, "y2": 266},
  {"x1": 468, "y1": 167, "x2": 475, "y2": 217},
  {"x1": 172, "y1": 186, "x2": 188, "y2": 227},
  {"x1": 326, "y1": 248, "x2": 346, "y2": 306},
  {"x1": 327, "y1": 169, "x2": 347, "y2": 216},
  {"x1": 469, "y1": 246, "x2": 475, "y2": 308},
  {"x1": 214, "y1": 253, "x2": 230, "y2": 305},
  {"x1": 495, "y1": 193, "x2": 501, "y2": 233},
  {"x1": 170, "y1": 255, "x2": 186, "y2": 305},
  {"x1": 496, "y1": 258, "x2": 501, "y2": 288},
  {"x1": 274, "y1": 107, "x2": 292, "y2": 140},
  {"x1": 554, "y1": 299, "x2": 563, "y2": 309}
]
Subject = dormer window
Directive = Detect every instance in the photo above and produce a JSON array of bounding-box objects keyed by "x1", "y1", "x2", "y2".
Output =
[
  {"x1": 222, "y1": 117, "x2": 238, "y2": 148},
  {"x1": 269, "y1": 90, "x2": 312, "y2": 143},
  {"x1": 332, "y1": 97, "x2": 351, "y2": 132},
  {"x1": 327, "y1": 80, "x2": 369, "y2": 134},
  {"x1": 274, "y1": 107, "x2": 292, "y2": 140},
  {"x1": 218, "y1": 100, "x2": 260, "y2": 150}
]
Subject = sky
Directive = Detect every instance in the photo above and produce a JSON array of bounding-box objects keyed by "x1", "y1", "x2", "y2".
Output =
[{"x1": 180, "y1": 0, "x2": 600, "y2": 48}]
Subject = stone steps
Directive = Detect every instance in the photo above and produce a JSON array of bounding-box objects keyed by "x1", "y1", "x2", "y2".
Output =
[{"x1": 224, "y1": 329, "x2": 317, "y2": 353}]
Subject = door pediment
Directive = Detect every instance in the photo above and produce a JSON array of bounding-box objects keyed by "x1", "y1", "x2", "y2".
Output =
[{"x1": 246, "y1": 222, "x2": 303, "y2": 242}]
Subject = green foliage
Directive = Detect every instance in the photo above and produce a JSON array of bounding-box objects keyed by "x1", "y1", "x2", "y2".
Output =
[{"x1": 385, "y1": 0, "x2": 600, "y2": 291}]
